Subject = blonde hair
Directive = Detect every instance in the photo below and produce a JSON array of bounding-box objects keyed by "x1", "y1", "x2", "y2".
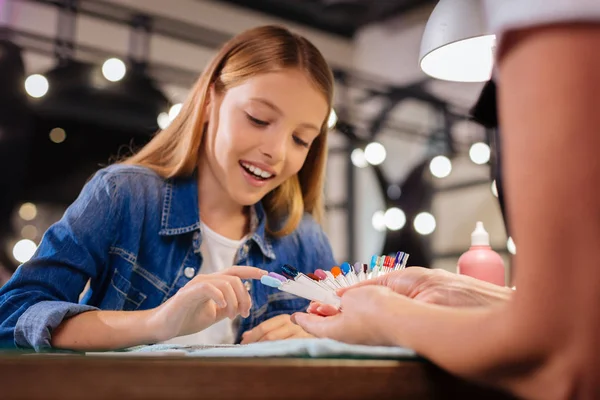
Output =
[{"x1": 122, "y1": 25, "x2": 334, "y2": 238}]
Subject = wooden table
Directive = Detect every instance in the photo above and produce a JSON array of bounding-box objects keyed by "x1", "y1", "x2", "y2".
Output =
[{"x1": 0, "y1": 355, "x2": 515, "y2": 399}]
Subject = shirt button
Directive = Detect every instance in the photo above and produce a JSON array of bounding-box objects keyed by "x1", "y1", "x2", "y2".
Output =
[
  {"x1": 193, "y1": 232, "x2": 199, "y2": 240},
  {"x1": 244, "y1": 281, "x2": 252, "y2": 291},
  {"x1": 242, "y1": 244, "x2": 249, "y2": 252},
  {"x1": 184, "y1": 267, "x2": 195, "y2": 279}
]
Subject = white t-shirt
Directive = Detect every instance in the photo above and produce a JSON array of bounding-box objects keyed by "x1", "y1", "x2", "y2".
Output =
[
  {"x1": 161, "y1": 222, "x2": 245, "y2": 345},
  {"x1": 483, "y1": 0, "x2": 600, "y2": 46}
]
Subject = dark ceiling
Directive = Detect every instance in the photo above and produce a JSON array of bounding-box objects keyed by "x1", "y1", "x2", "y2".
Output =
[{"x1": 214, "y1": 0, "x2": 435, "y2": 38}]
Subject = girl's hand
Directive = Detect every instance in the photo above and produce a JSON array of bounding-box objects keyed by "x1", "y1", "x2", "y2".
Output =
[
  {"x1": 148, "y1": 266, "x2": 267, "y2": 341},
  {"x1": 240, "y1": 314, "x2": 313, "y2": 344}
]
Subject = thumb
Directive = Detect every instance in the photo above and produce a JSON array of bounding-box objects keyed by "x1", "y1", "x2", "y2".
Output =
[
  {"x1": 292, "y1": 312, "x2": 342, "y2": 338},
  {"x1": 337, "y1": 268, "x2": 425, "y2": 297},
  {"x1": 219, "y1": 266, "x2": 268, "y2": 280},
  {"x1": 336, "y1": 275, "x2": 389, "y2": 296}
]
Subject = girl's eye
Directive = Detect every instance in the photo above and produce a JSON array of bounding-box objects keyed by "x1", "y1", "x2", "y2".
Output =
[
  {"x1": 293, "y1": 135, "x2": 310, "y2": 148},
  {"x1": 246, "y1": 113, "x2": 269, "y2": 127}
]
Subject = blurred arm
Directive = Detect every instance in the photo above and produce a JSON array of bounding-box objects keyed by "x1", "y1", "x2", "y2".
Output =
[{"x1": 388, "y1": 24, "x2": 600, "y2": 398}]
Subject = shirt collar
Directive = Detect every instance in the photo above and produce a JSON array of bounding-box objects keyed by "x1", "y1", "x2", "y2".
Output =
[
  {"x1": 249, "y1": 202, "x2": 276, "y2": 260},
  {"x1": 158, "y1": 173, "x2": 275, "y2": 260}
]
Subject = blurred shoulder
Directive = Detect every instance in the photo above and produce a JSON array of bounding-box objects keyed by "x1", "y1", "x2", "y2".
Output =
[
  {"x1": 294, "y1": 213, "x2": 326, "y2": 238},
  {"x1": 291, "y1": 213, "x2": 333, "y2": 254}
]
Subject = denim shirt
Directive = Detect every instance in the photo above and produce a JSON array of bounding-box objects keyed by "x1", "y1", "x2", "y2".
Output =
[{"x1": 0, "y1": 165, "x2": 336, "y2": 351}]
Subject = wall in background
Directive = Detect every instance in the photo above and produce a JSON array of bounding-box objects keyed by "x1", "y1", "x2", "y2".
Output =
[
  {"x1": 351, "y1": 10, "x2": 512, "y2": 274},
  {"x1": 2, "y1": 0, "x2": 513, "y2": 275}
]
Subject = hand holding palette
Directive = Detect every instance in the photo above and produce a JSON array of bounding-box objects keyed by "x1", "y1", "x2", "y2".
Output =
[{"x1": 260, "y1": 251, "x2": 410, "y2": 309}]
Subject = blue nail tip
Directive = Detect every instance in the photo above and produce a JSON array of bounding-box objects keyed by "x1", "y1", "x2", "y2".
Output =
[{"x1": 261, "y1": 275, "x2": 283, "y2": 288}]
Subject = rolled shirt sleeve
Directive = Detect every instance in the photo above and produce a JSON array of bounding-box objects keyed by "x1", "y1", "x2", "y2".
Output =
[
  {"x1": 0, "y1": 170, "x2": 120, "y2": 351},
  {"x1": 484, "y1": 0, "x2": 600, "y2": 47}
]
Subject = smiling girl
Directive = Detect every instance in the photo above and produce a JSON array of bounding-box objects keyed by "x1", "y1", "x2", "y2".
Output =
[{"x1": 0, "y1": 25, "x2": 337, "y2": 351}]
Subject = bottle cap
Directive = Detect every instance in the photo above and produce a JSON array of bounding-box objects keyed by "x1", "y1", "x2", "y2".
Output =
[{"x1": 471, "y1": 221, "x2": 490, "y2": 246}]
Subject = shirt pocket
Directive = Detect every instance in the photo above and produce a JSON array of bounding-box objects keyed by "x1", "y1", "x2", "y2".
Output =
[
  {"x1": 103, "y1": 269, "x2": 148, "y2": 311},
  {"x1": 262, "y1": 291, "x2": 310, "y2": 320}
]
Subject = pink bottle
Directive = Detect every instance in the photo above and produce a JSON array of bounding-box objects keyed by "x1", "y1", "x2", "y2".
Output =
[{"x1": 457, "y1": 221, "x2": 505, "y2": 286}]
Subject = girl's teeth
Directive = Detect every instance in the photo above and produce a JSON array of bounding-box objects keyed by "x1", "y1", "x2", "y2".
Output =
[{"x1": 242, "y1": 162, "x2": 272, "y2": 179}]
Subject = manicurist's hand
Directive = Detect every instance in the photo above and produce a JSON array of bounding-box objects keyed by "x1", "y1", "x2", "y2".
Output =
[
  {"x1": 307, "y1": 267, "x2": 512, "y2": 318},
  {"x1": 293, "y1": 285, "x2": 409, "y2": 346},
  {"x1": 349, "y1": 267, "x2": 512, "y2": 307}
]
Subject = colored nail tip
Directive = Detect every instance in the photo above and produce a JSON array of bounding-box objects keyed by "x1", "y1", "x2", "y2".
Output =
[
  {"x1": 261, "y1": 275, "x2": 283, "y2": 288},
  {"x1": 281, "y1": 264, "x2": 299, "y2": 277},
  {"x1": 314, "y1": 269, "x2": 327, "y2": 280},
  {"x1": 306, "y1": 273, "x2": 320, "y2": 281},
  {"x1": 352, "y1": 262, "x2": 362, "y2": 273},
  {"x1": 331, "y1": 266, "x2": 342, "y2": 277},
  {"x1": 340, "y1": 262, "x2": 351, "y2": 274},
  {"x1": 268, "y1": 272, "x2": 287, "y2": 282}
]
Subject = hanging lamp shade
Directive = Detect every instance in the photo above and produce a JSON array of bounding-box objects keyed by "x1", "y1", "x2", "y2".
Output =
[{"x1": 419, "y1": 0, "x2": 496, "y2": 82}]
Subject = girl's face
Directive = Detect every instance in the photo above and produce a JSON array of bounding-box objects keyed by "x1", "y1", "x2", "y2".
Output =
[{"x1": 202, "y1": 69, "x2": 329, "y2": 207}]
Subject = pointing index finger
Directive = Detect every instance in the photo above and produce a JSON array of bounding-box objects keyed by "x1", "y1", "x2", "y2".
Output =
[{"x1": 219, "y1": 266, "x2": 268, "y2": 280}]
